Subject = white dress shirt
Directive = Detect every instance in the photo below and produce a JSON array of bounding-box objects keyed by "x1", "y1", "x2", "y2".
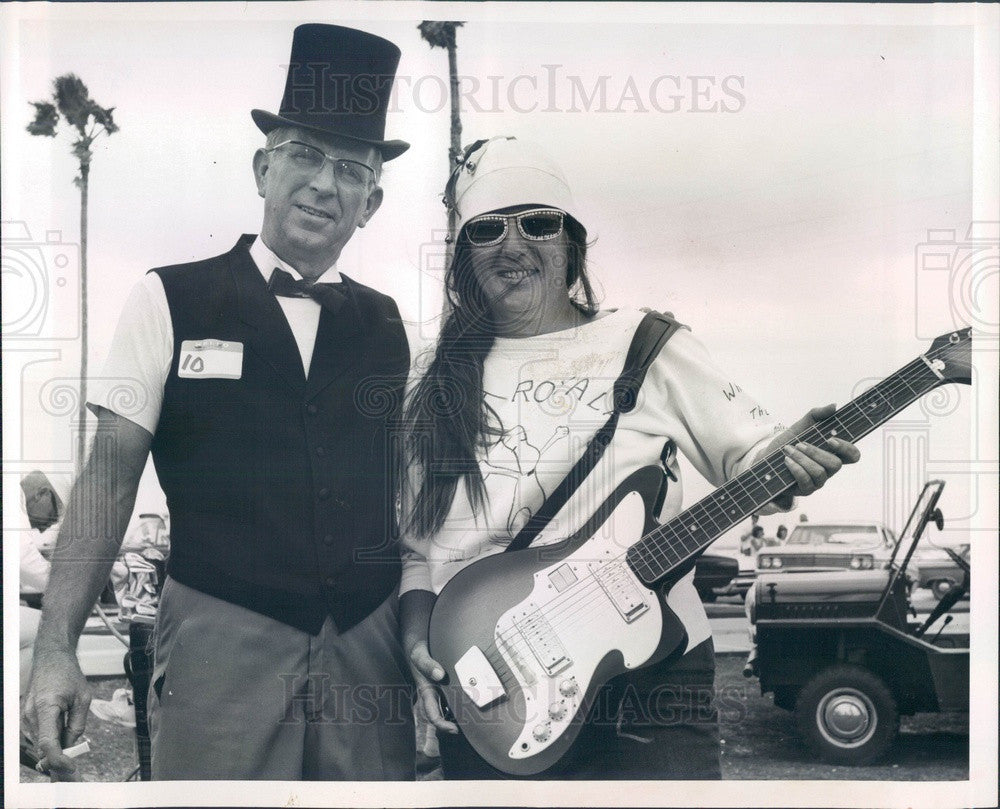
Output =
[{"x1": 89, "y1": 237, "x2": 339, "y2": 434}]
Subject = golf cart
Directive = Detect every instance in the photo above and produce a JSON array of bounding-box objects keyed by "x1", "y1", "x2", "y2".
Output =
[
  {"x1": 693, "y1": 552, "x2": 739, "y2": 602},
  {"x1": 745, "y1": 480, "x2": 969, "y2": 765}
]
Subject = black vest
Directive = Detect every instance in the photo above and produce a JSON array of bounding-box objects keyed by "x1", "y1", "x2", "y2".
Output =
[{"x1": 150, "y1": 236, "x2": 409, "y2": 634}]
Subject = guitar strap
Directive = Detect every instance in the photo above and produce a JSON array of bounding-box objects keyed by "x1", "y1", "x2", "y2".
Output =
[{"x1": 504, "y1": 310, "x2": 685, "y2": 554}]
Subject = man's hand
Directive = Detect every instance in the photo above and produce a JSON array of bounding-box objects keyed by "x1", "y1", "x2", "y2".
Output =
[
  {"x1": 20, "y1": 409, "x2": 151, "y2": 779},
  {"x1": 769, "y1": 404, "x2": 861, "y2": 505},
  {"x1": 408, "y1": 640, "x2": 458, "y2": 735},
  {"x1": 22, "y1": 645, "x2": 92, "y2": 778},
  {"x1": 21, "y1": 408, "x2": 152, "y2": 779}
]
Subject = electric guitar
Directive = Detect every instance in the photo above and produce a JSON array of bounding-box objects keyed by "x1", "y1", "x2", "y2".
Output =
[{"x1": 428, "y1": 328, "x2": 973, "y2": 775}]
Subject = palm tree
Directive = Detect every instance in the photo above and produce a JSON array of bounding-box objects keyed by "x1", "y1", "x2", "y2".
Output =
[
  {"x1": 27, "y1": 74, "x2": 118, "y2": 472},
  {"x1": 418, "y1": 21, "x2": 464, "y2": 256}
]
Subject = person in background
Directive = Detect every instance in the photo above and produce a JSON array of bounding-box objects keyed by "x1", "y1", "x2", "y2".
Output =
[
  {"x1": 741, "y1": 523, "x2": 767, "y2": 555},
  {"x1": 121, "y1": 512, "x2": 169, "y2": 554},
  {"x1": 760, "y1": 524, "x2": 784, "y2": 547},
  {"x1": 112, "y1": 513, "x2": 170, "y2": 620},
  {"x1": 18, "y1": 471, "x2": 69, "y2": 704},
  {"x1": 20, "y1": 470, "x2": 65, "y2": 559},
  {"x1": 19, "y1": 476, "x2": 56, "y2": 693}
]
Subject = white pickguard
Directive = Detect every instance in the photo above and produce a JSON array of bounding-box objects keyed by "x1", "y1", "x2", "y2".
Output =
[{"x1": 493, "y1": 491, "x2": 662, "y2": 760}]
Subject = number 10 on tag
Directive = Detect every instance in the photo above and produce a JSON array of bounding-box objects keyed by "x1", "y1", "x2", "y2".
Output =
[{"x1": 178, "y1": 340, "x2": 244, "y2": 379}]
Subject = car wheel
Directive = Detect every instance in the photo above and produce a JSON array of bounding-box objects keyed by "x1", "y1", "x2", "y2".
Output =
[
  {"x1": 931, "y1": 578, "x2": 956, "y2": 600},
  {"x1": 794, "y1": 664, "x2": 898, "y2": 765}
]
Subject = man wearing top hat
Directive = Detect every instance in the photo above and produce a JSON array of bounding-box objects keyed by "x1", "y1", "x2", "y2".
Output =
[{"x1": 23, "y1": 24, "x2": 416, "y2": 780}]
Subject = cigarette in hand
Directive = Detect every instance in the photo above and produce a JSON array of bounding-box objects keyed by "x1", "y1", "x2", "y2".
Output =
[{"x1": 63, "y1": 738, "x2": 91, "y2": 758}]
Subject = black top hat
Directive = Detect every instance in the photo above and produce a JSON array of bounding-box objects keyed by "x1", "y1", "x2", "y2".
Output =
[{"x1": 252, "y1": 24, "x2": 409, "y2": 161}]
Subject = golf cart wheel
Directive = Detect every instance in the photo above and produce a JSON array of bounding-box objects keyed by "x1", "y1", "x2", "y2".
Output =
[
  {"x1": 795, "y1": 665, "x2": 898, "y2": 765},
  {"x1": 931, "y1": 578, "x2": 957, "y2": 600}
]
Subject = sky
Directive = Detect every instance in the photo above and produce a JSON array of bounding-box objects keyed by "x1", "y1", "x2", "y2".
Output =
[{"x1": 2, "y1": 2, "x2": 998, "y2": 807}]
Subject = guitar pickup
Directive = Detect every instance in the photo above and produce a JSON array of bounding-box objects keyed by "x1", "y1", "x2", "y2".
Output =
[
  {"x1": 454, "y1": 646, "x2": 506, "y2": 708},
  {"x1": 515, "y1": 613, "x2": 572, "y2": 676},
  {"x1": 594, "y1": 562, "x2": 649, "y2": 623}
]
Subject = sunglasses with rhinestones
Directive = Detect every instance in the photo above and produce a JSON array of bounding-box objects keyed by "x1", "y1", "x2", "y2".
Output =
[{"x1": 461, "y1": 208, "x2": 565, "y2": 247}]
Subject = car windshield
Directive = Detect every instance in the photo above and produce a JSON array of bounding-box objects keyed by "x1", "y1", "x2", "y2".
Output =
[
  {"x1": 885, "y1": 479, "x2": 947, "y2": 580},
  {"x1": 787, "y1": 525, "x2": 883, "y2": 549}
]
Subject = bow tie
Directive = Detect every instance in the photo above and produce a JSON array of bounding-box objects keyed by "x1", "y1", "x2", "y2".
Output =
[{"x1": 268, "y1": 267, "x2": 346, "y2": 313}]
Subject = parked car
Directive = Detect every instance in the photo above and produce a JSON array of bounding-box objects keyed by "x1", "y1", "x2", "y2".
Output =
[
  {"x1": 913, "y1": 542, "x2": 971, "y2": 600},
  {"x1": 757, "y1": 522, "x2": 898, "y2": 574},
  {"x1": 745, "y1": 480, "x2": 968, "y2": 765},
  {"x1": 693, "y1": 553, "x2": 738, "y2": 602}
]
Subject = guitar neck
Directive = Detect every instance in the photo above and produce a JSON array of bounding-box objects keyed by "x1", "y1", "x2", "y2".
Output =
[{"x1": 626, "y1": 353, "x2": 949, "y2": 586}]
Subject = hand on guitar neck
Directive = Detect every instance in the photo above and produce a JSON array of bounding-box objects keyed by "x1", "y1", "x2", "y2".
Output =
[
  {"x1": 415, "y1": 328, "x2": 970, "y2": 776},
  {"x1": 765, "y1": 404, "x2": 862, "y2": 511}
]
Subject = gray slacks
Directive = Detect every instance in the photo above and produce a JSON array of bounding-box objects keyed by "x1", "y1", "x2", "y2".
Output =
[{"x1": 149, "y1": 577, "x2": 415, "y2": 780}]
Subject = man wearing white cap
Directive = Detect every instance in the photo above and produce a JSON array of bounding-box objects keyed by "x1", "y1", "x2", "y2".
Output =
[
  {"x1": 399, "y1": 136, "x2": 859, "y2": 779},
  {"x1": 24, "y1": 24, "x2": 416, "y2": 781}
]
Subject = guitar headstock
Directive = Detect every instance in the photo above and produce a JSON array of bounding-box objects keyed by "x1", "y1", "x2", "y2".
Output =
[{"x1": 926, "y1": 327, "x2": 972, "y2": 385}]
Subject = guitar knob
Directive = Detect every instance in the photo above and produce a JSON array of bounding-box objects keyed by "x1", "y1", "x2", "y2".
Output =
[
  {"x1": 558, "y1": 679, "x2": 578, "y2": 697},
  {"x1": 548, "y1": 702, "x2": 566, "y2": 721},
  {"x1": 532, "y1": 724, "x2": 551, "y2": 742}
]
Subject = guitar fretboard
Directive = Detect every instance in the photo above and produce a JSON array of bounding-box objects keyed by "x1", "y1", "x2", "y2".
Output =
[{"x1": 625, "y1": 352, "x2": 950, "y2": 586}]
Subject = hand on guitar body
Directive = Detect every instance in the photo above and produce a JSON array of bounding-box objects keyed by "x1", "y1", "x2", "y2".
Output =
[
  {"x1": 400, "y1": 589, "x2": 458, "y2": 735},
  {"x1": 768, "y1": 404, "x2": 862, "y2": 509}
]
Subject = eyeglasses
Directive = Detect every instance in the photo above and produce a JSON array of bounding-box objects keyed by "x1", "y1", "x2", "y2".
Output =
[
  {"x1": 266, "y1": 140, "x2": 376, "y2": 189},
  {"x1": 461, "y1": 208, "x2": 565, "y2": 247}
]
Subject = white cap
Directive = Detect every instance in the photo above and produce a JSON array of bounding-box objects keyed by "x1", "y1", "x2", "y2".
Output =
[{"x1": 450, "y1": 136, "x2": 584, "y2": 234}]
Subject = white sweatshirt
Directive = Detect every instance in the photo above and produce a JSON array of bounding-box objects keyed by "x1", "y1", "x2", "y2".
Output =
[{"x1": 401, "y1": 308, "x2": 784, "y2": 651}]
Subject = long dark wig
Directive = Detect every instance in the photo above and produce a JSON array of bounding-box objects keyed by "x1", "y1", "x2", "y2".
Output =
[{"x1": 401, "y1": 213, "x2": 598, "y2": 538}]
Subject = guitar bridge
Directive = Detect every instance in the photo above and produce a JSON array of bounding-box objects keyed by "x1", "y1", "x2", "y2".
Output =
[{"x1": 593, "y1": 561, "x2": 649, "y2": 623}]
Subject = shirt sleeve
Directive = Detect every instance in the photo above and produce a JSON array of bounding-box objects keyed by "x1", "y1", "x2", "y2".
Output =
[
  {"x1": 88, "y1": 273, "x2": 172, "y2": 436},
  {"x1": 400, "y1": 546, "x2": 434, "y2": 595},
  {"x1": 20, "y1": 532, "x2": 51, "y2": 593},
  {"x1": 398, "y1": 451, "x2": 436, "y2": 595},
  {"x1": 632, "y1": 327, "x2": 786, "y2": 488}
]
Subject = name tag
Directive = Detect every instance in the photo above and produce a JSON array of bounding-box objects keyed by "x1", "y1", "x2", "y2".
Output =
[{"x1": 178, "y1": 339, "x2": 243, "y2": 379}]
